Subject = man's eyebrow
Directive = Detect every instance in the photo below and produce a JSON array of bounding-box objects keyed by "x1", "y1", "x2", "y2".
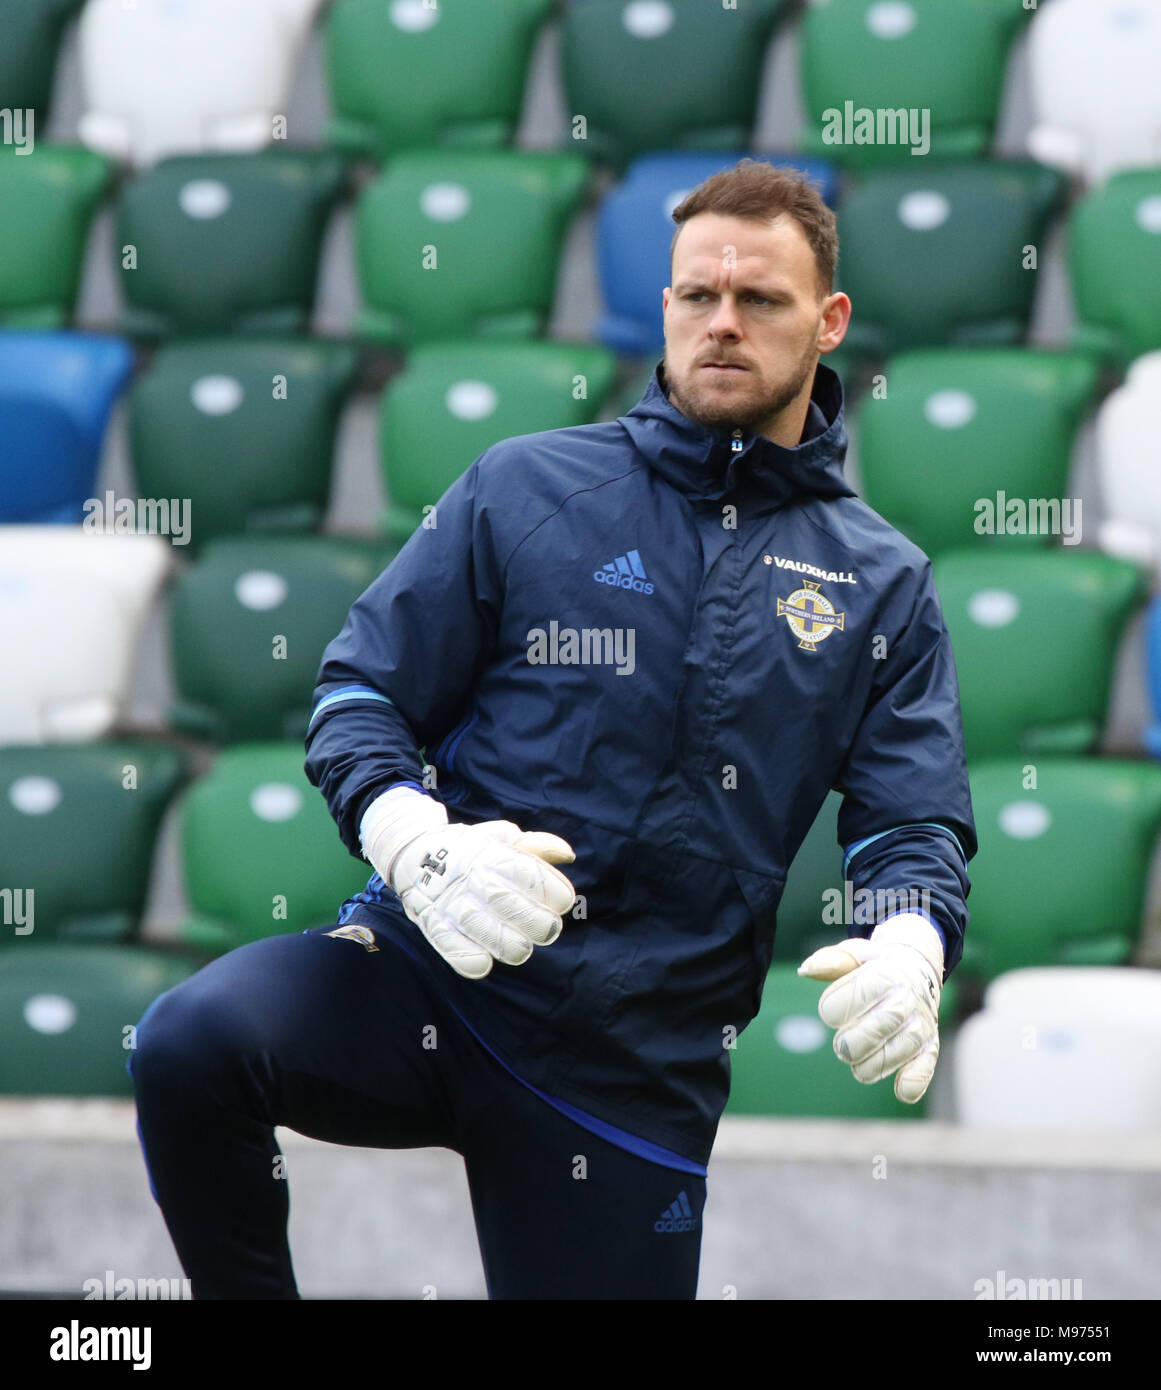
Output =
[{"x1": 672, "y1": 280, "x2": 791, "y2": 297}]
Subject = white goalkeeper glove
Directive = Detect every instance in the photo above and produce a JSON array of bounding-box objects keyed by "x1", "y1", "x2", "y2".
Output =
[
  {"x1": 359, "y1": 785, "x2": 577, "y2": 980},
  {"x1": 797, "y1": 913, "x2": 944, "y2": 1104}
]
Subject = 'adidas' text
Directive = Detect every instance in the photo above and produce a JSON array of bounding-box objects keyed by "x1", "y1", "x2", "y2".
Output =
[{"x1": 594, "y1": 548, "x2": 654, "y2": 595}]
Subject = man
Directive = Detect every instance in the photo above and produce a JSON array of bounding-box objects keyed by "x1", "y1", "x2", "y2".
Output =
[{"x1": 130, "y1": 159, "x2": 975, "y2": 1300}]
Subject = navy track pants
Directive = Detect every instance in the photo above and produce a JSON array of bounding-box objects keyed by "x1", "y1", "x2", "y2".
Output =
[{"x1": 129, "y1": 926, "x2": 706, "y2": 1300}]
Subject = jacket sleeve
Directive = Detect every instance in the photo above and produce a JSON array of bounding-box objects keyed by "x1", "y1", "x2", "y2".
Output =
[
  {"x1": 304, "y1": 454, "x2": 504, "y2": 859},
  {"x1": 832, "y1": 561, "x2": 977, "y2": 976}
]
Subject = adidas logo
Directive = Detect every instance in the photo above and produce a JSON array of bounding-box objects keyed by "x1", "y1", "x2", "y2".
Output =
[
  {"x1": 653, "y1": 1190, "x2": 697, "y2": 1234},
  {"x1": 593, "y1": 548, "x2": 654, "y2": 595}
]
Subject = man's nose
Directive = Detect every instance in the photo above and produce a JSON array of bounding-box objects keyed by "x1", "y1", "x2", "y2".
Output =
[{"x1": 707, "y1": 295, "x2": 742, "y2": 338}]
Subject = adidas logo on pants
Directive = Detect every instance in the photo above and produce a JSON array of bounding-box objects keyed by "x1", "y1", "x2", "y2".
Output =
[{"x1": 654, "y1": 1190, "x2": 697, "y2": 1233}]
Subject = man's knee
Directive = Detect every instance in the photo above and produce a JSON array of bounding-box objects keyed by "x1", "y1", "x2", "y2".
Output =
[{"x1": 130, "y1": 971, "x2": 255, "y2": 1098}]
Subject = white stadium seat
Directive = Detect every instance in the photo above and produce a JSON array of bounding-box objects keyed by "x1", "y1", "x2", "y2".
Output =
[
  {"x1": 77, "y1": 0, "x2": 325, "y2": 168},
  {"x1": 1095, "y1": 352, "x2": 1161, "y2": 570},
  {"x1": 0, "y1": 528, "x2": 170, "y2": 743},
  {"x1": 1027, "y1": 0, "x2": 1161, "y2": 186},
  {"x1": 955, "y1": 967, "x2": 1161, "y2": 1130}
]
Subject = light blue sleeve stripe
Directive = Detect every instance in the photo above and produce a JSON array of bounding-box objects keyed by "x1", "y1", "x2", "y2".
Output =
[
  {"x1": 842, "y1": 821, "x2": 967, "y2": 876},
  {"x1": 308, "y1": 686, "x2": 395, "y2": 731}
]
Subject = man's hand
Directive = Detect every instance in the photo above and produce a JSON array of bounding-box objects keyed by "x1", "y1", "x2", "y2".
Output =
[
  {"x1": 360, "y1": 786, "x2": 576, "y2": 979},
  {"x1": 797, "y1": 914, "x2": 944, "y2": 1103}
]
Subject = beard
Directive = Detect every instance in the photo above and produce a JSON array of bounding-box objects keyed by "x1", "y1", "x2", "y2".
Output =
[{"x1": 663, "y1": 341, "x2": 819, "y2": 436}]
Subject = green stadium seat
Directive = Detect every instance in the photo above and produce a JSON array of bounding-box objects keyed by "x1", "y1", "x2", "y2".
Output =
[
  {"x1": 770, "y1": 790, "x2": 844, "y2": 965},
  {"x1": 177, "y1": 742, "x2": 372, "y2": 953},
  {"x1": 960, "y1": 759, "x2": 1161, "y2": 980},
  {"x1": 0, "y1": 0, "x2": 82, "y2": 125},
  {"x1": 597, "y1": 359, "x2": 659, "y2": 422},
  {"x1": 0, "y1": 944, "x2": 198, "y2": 1096},
  {"x1": 726, "y1": 962, "x2": 959, "y2": 1119},
  {"x1": 169, "y1": 537, "x2": 393, "y2": 744},
  {"x1": 128, "y1": 338, "x2": 360, "y2": 553},
  {"x1": 380, "y1": 340, "x2": 619, "y2": 544},
  {"x1": 0, "y1": 144, "x2": 112, "y2": 327},
  {"x1": 560, "y1": 0, "x2": 786, "y2": 170},
  {"x1": 800, "y1": 0, "x2": 1027, "y2": 169},
  {"x1": 933, "y1": 550, "x2": 1145, "y2": 760},
  {"x1": 116, "y1": 151, "x2": 347, "y2": 337},
  {"x1": 1069, "y1": 169, "x2": 1161, "y2": 367},
  {"x1": 857, "y1": 349, "x2": 1100, "y2": 558},
  {"x1": 0, "y1": 742, "x2": 187, "y2": 945},
  {"x1": 837, "y1": 161, "x2": 1066, "y2": 360},
  {"x1": 355, "y1": 150, "x2": 588, "y2": 347},
  {"x1": 325, "y1": 0, "x2": 555, "y2": 160}
]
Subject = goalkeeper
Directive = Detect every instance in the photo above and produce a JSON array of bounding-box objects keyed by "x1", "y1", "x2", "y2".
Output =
[{"x1": 130, "y1": 160, "x2": 974, "y2": 1300}]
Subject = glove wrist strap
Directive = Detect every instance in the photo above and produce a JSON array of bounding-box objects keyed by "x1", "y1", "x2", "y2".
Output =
[
  {"x1": 359, "y1": 785, "x2": 449, "y2": 886},
  {"x1": 870, "y1": 912, "x2": 945, "y2": 976}
]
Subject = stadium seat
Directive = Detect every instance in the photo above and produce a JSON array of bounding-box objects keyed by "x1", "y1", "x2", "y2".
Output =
[
  {"x1": 0, "y1": 0, "x2": 82, "y2": 126},
  {"x1": 0, "y1": 331, "x2": 133, "y2": 524},
  {"x1": 77, "y1": 0, "x2": 324, "y2": 168},
  {"x1": 837, "y1": 161, "x2": 1066, "y2": 360},
  {"x1": 1028, "y1": 0, "x2": 1161, "y2": 188},
  {"x1": 0, "y1": 528, "x2": 171, "y2": 744},
  {"x1": 770, "y1": 790, "x2": 844, "y2": 965},
  {"x1": 595, "y1": 151, "x2": 840, "y2": 356},
  {"x1": 560, "y1": 0, "x2": 787, "y2": 170},
  {"x1": 1095, "y1": 352, "x2": 1161, "y2": 570},
  {"x1": 960, "y1": 759, "x2": 1161, "y2": 981},
  {"x1": 325, "y1": 0, "x2": 555, "y2": 160},
  {"x1": 726, "y1": 962, "x2": 959, "y2": 1119},
  {"x1": 0, "y1": 144, "x2": 113, "y2": 328},
  {"x1": 0, "y1": 741, "x2": 187, "y2": 944},
  {"x1": 177, "y1": 742, "x2": 373, "y2": 952},
  {"x1": 956, "y1": 968, "x2": 1161, "y2": 1128},
  {"x1": 0, "y1": 944, "x2": 198, "y2": 1096},
  {"x1": 128, "y1": 338, "x2": 360, "y2": 552},
  {"x1": 168, "y1": 536, "x2": 391, "y2": 744},
  {"x1": 116, "y1": 151, "x2": 347, "y2": 337},
  {"x1": 355, "y1": 150, "x2": 588, "y2": 347},
  {"x1": 857, "y1": 348, "x2": 1100, "y2": 558},
  {"x1": 1069, "y1": 170, "x2": 1161, "y2": 367},
  {"x1": 380, "y1": 340, "x2": 619, "y2": 544},
  {"x1": 932, "y1": 550, "x2": 1144, "y2": 760},
  {"x1": 985, "y1": 965, "x2": 1161, "y2": 1023},
  {"x1": 800, "y1": 0, "x2": 1026, "y2": 170}
]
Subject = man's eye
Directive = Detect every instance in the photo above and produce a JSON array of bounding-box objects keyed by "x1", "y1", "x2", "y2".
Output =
[
  {"x1": 748, "y1": 295, "x2": 770, "y2": 305},
  {"x1": 685, "y1": 292, "x2": 707, "y2": 302}
]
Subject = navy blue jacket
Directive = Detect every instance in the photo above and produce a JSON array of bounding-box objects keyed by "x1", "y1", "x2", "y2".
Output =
[{"x1": 304, "y1": 361, "x2": 975, "y2": 1169}]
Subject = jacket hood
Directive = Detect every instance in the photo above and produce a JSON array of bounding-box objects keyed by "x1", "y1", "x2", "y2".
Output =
[{"x1": 619, "y1": 358, "x2": 855, "y2": 506}]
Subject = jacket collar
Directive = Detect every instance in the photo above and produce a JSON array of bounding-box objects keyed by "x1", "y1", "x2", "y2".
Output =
[{"x1": 619, "y1": 359, "x2": 855, "y2": 505}]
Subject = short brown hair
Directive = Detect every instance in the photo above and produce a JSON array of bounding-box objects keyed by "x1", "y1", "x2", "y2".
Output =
[{"x1": 669, "y1": 158, "x2": 838, "y2": 294}]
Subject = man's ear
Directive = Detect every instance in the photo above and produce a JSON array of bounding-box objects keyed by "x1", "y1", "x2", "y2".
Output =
[
  {"x1": 662, "y1": 286, "x2": 671, "y2": 313},
  {"x1": 818, "y1": 291, "x2": 852, "y2": 354}
]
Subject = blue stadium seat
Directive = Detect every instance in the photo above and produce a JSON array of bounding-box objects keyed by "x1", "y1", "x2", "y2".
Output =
[
  {"x1": 0, "y1": 331, "x2": 134, "y2": 523},
  {"x1": 596, "y1": 151, "x2": 840, "y2": 356}
]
